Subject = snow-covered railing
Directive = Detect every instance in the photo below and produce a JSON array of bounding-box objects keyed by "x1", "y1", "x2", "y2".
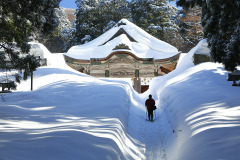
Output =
[{"x1": 228, "y1": 70, "x2": 240, "y2": 86}]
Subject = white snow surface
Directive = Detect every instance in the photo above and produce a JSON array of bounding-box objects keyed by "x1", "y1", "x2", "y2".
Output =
[
  {"x1": 1, "y1": 40, "x2": 240, "y2": 160},
  {"x1": 194, "y1": 39, "x2": 211, "y2": 56},
  {"x1": 65, "y1": 19, "x2": 179, "y2": 60}
]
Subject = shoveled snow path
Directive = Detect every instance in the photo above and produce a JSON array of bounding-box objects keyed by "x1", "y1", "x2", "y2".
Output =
[{"x1": 127, "y1": 93, "x2": 171, "y2": 160}]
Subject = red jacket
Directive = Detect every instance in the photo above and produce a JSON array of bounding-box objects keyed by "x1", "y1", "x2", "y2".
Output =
[{"x1": 145, "y1": 98, "x2": 155, "y2": 110}]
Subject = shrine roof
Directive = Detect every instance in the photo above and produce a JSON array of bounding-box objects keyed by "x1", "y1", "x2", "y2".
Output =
[{"x1": 65, "y1": 19, "x2": 179, "y2": 60}]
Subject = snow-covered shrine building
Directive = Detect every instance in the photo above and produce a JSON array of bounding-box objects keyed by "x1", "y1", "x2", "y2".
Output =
[{"x1": 64, "y1": 19, "x2": 180, "y2": 93}]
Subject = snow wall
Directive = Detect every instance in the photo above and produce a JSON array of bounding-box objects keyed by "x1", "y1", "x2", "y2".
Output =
[
  {"x1": 148, "y1": 39, "x2": 240, "y2": 160},
  {"x1": 0, "y1": 43, "x2": 145, "y2": 160}
]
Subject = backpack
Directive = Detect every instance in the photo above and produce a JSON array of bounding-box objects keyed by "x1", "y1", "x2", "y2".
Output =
[{"x1": 152, "y1": 105, "x2": 157, "y2": 110}]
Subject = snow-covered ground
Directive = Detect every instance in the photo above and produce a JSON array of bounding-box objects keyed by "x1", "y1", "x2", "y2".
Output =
[
  {"x1": 148, "y1": 39, "x2": 240, "y2": 160},
  {"x1": 1, "y1": 40, "x2": 240, "y2": 160}
]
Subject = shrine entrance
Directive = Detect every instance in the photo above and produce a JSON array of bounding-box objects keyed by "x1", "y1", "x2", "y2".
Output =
[
  {"x1": 64, "y1": 19, "x2": 181, "y2": 93},
  {"x1": 141, "y1": 85, "x2": 149, "y2": 93},
  {"x1": 64, "y1": 50, "x2": 179, "y2": 93}
]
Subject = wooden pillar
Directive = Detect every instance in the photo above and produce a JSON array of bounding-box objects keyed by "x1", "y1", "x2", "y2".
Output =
[
  {"x1": 105, "y1": 69, "x2": 109, "y2": 77},
  {"x1": 133, "y1": 78, "x2": 141, "y2": 93}
]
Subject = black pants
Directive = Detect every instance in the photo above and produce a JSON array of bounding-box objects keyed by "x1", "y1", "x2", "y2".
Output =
[{"x1": 148, "y1": 109, "x2": 153, "y2": 120}]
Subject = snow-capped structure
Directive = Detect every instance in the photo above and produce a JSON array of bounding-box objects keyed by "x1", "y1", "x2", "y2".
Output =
[
  {"x1": 28, "y1": 42, "x2": 53, "y2": 66},
  {"x1": 192, "y1": 39, "x2": 211, "y2": 65},
  {"x1": 66, "y1": 19, "x2": 179, "y2": 60},
  {"x1": 64, "y1": 19, "x2": 180, "y2": 92},
  {"x1": 176, "y1": 39, "x2": 211, "y2": 68}
]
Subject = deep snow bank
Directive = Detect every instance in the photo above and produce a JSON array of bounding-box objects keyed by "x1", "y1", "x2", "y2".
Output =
[
  {"x1": 1, "y1": 40, "x2": 240, "y2": 160},
  {"x1": 0, "y1": 54, "x2": 145, "y2": 160},
  {"x1": 148, "y1": 39, "x2": 240, "y2": 160}
]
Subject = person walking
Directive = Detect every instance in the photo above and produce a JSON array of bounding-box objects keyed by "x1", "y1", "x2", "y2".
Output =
[{"x1": 145, "y1": 94, "x2": 155, "y2": 122}]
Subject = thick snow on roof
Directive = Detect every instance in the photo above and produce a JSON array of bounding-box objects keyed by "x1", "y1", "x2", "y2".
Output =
[
  {"x1": 28, "y1": 42, "x2": 51, "y2": 59},
  {"x1": 176, "y1": 39, "x2": 210, "y2": 69},
  {"x1": 66, "y1": 19, "x2": 179, "y2": 60},
  {"x1": 194, "y1": 39, "x2": 210, "y2": 56}
]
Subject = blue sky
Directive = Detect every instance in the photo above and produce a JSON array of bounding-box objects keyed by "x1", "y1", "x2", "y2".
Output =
[
  {"x1": 60, "y1": 0, "x2": 77, "y2": 9},
  {"x1": 59, "y1": 0, "x2": 178, "y2": 9}
]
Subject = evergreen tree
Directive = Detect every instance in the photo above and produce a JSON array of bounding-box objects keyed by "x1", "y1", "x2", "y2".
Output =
[
  {"x1": 179, "y1": 6, "x2": 203, "y2": 52},
  {"x1": 75, "y1": 0, "x2": 101, "y2": 44},
  {"x1": 109, "y1": 0, "x2": 131, "y2": 21},
  {"x1": 38, "y1": 7, "x2": 76, "y2": 53},
  {"x1": 130, "y1": 0, "x2": 183, "y2": 49},
  {"x1": 0, "y1": 0, "x2": 60, "y2": 82},
  {"x1": 74, "y1": 0, "x2": 130, "y2": 44},
  {"x1": 177, "y1": 0, "x2": 240, "y2": 71},
  {"x1": 130, "y1": 0, "x2": 152, "y2": 29}
]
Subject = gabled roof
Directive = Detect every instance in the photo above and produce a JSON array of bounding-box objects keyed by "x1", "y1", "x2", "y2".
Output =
[
  {"x1": 65, "y1": 19, "x2": 179, "y2": 60},
  {"x1": 100, "y1": 28, "x2": 137, "y2": 46}
]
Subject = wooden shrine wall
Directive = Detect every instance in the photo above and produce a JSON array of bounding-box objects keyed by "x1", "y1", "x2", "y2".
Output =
[{"x1": 64, "y1": 51, "x2": 180, "y2": 78}]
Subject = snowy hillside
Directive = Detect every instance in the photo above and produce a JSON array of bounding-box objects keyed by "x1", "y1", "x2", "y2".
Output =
[{"x1": 1, "y1": 40, "x2": 240, "y2": 160}]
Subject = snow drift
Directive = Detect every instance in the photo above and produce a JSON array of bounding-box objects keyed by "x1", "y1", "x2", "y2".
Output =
[
  {"x1": 148, "y1": 39, "x2": 240, "y2": 160},
  {"x1": 0, "y1": 52, "x2": 145, "y2": 159},
  {"x1": 1, "y1": 40, "x2": 240, "y2": 160}
]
